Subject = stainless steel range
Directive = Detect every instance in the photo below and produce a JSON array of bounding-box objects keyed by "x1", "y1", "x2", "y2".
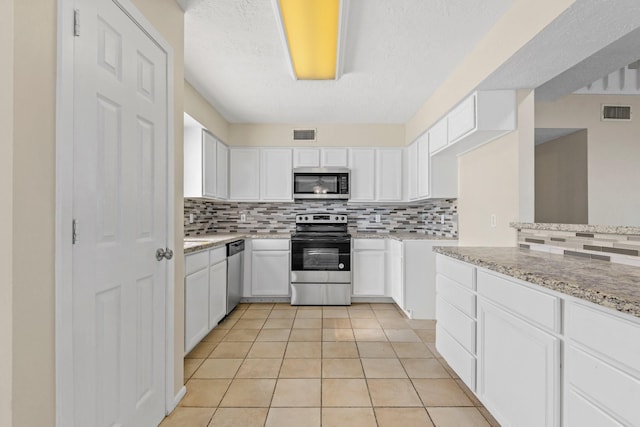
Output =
[{"x1": 290, "y1": 213, "x2": 351, "y2": 306}]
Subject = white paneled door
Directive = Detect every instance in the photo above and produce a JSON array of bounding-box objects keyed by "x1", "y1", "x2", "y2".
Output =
[{"x1": 72, "y1": 0, "x2": 168, "y2": 426}]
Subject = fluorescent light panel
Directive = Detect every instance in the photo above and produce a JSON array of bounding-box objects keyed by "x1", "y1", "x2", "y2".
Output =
[{"x1": 274, "y1": 0, "x2": 348, "y2": 80}]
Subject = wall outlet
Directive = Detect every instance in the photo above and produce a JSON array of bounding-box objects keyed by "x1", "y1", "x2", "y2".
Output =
[
  {"x1": 189, "y1": 213, "x2": 195, "y2": 224},
  {"x1": 440, "y1": 214, "x2": 445, "y2": 224},
  {"x1": 240, "y1": 213, "x2": 246, "y2": 222},
  {"x1": 374, "y1": 214, "x2": 381, "y2": 223},
  {"x1": 490, "y1": 214, "x2": 497, "y2": 228}
]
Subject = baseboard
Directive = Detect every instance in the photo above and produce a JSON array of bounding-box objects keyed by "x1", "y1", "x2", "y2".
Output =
[{"x1": 167, "y1": 386, "x2": 186, "y2": 414}]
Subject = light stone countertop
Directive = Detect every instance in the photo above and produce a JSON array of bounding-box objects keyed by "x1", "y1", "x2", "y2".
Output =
[
  {"x1": 433, "y1": 246, "x2": 640, "y2": 318},
  {"x1": 184, "y1": 232, "x2": 292, "y2": 254},
  {"x1": 511, "y1": 222, "x2": 640, "y2": 236},
  {"x1": 185, "y1": 231, "x2": 457, "y2": 254},
  {"x1": 350, "y1": 232, "x2": 457, "y2": 241}
]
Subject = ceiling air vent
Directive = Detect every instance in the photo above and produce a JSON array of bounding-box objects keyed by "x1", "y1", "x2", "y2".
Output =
[
  {"x1": 602, "y1": 105, "x2": 631, "y2": 121},
  {"x1": 293, "y1": 128, "x2": 317, "y2": 142}
]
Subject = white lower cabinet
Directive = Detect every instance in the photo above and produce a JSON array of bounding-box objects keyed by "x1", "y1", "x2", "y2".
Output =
[
  {"x1": 185, "y1": 246, "x2": 228, "y2": 354},
  {"x1": 477, "y1": 297, "x2": 560, "y2": 427},
  {"x1": 436, "y1": 255, "x2": 640, "y2": 427},
  {"x1": 564, "y1": 302, "x2": 640, "y2": 426},
  {"x1": 209, "y1": 259, "x2": 227, "y2": 329},
  {"x1": 352, "y1": 239, "x2": 386, "y2": 297},
  {"x1": 184, "y1": 267, "x2": 209, "y2": 354},
  {"x1": 387, "y1": 239, "x2": 403, "y2": 307},
  {"x1": 250, "y1": 239, "x2": 291, "y2": 297}
]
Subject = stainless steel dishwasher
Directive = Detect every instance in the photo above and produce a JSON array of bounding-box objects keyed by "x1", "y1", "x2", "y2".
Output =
[{"x1": 226, "y1": 240, "x2": 244, "y2": 315}]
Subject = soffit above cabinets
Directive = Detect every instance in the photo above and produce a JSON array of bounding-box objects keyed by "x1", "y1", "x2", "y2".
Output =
[{"x1": 178, "y1": 0, "x2": 516, "y2": 124}]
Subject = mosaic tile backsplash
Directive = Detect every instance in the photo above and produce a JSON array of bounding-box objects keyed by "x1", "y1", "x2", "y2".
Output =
[
  {"x1": 517, "y1": 228, "x2": 640, "y2": 268},
  {"x1": 184, "y1": 198, "x2": 458, "y2": 237}
]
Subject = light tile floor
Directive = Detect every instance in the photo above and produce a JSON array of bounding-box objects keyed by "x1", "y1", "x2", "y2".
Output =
[{"x1": 161, "y1": 303, "x2": 500, "y2": 427}]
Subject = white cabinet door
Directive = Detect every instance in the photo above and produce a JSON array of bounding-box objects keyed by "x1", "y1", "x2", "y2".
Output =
[
  {"x1": 376, "y1": 149, "x2": 403, "y2": 201},
  {"x1": 387, "y1": 239, "x2": 403, "y2": 307},
  {"x1": 407, "y1": 142, "x2": 418, "y2": 201},
  {"x1": 229, "y1": 148, "x2": 260, "y2": 200},
  {"x1": 353, "y1": 249, "x2": 386, "y2": 296},
  {"x1": 322, "y1": 148, "x2": 348, "y2": 167},
  {"x1": 251, "y1": 250, "x2": 290, "y2": 296},
  {"x1": 477, "y1": 298, "x2": 560, "y2": 427},
  {"x1": 349, "y1": 149, "x2": 376, "y2": 202},
  {"x1": 202, "y1": 131, "x2": 217, "y2": 198},
  {"x1": 216, "y1": 141, "x2": 229, "y2": 199},
  {"x1": 209, "y1": 260, "x2": 227, "y2": 329},
  {"x1": 417, "y1": 136, "x2": 430, "y2": 198},
  {"x1": 293, "y1": 148, "x2": 320, "y2": 167},
  {"x1": 261, "y1": 148, "x2": 293, "y2": 201},
  {"x1": 429, "y1": 118, "x2": 448, "y2": 154},
  {"x1": 185, "y1": 268, "x2": 210, "y2": 353},
  {"x1": 183, "y1": 124, "x2": 204, "y2": 197},
  {"x1": 448, "y1": 94, "x2": 476, "y2": 143}
]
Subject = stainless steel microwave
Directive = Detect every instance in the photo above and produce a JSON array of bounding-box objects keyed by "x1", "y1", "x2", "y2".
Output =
[{"x1": 292, "y1": 168, "x2": 350, "y2": 200}]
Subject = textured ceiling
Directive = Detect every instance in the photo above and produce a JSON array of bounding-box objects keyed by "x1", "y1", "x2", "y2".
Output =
[
  {"x1": 178, "y1": 0, "x2": 516, "y2": 123},
  {"x1": 479, "y1": 0, "x2": 640, "y2": 101}
]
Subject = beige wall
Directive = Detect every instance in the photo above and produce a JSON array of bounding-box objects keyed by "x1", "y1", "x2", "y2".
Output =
[
  {"x1": 12, "y1": 0, "x2": 57, "y2": 425},
  {"x1": 184, "y1": 81, "x2": 230, "y2": 143},
  {"x1": 458, "y1": 133, "x2": 520, "y2": 246},
  {"x1": 535, "y1": 130, "x2": 588, "y2": 224},
  {"x1": 129, "y1": 0, "x2": 186, "y2": 399},
  {"x1": 406, "y1": 0, "x2": 575, "y2": 144},
  {"x1": 457, "y1": 91, "x2": 536, "y2": 246},
  {"x1": 228, "y1": 123, "x2": 405, "y2": 147},
  {"x1": 536, "y1": 94, "x2": 640, "y2": 226},
  {"x1": 1, "y1": 0, "x2": 13, "y2": 425}
]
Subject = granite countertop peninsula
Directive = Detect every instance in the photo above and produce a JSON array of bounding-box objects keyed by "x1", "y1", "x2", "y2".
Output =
[
  {"x1": 184, "y1": 232, "x2": 292, "y2": 254},
  {"x1": 511, "y1": 222, "x2": 640, "y2": 236},
  {"x1": 433, "y1": 246, "x2": 640, "y2": 318},
  {"x1": 351, "y1": 232, "x2": 458, "y2": 241}
]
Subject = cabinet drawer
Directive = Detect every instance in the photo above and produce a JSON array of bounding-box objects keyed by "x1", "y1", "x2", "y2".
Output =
[
  {"x1": 565, "y1": 388, "x2": 623, "y2": 427},
  {"x1": 436, "y1": 274, "x2": 476, "y2": 318},
  {"x1": 353, "y1": 239, "x2": 386, "y2": 250},
  {"x1": 252, "y1": 239, "x2": 290, "y2": 251},
  {"x1": 185, "y1": 250, "x2": 209, "y2": 275},
  {"x1": 209, "y1": 246, "x2": 227, "y2": 265},
  {"x1": 436, "y1": 255, "x2": 475, "y2": 290},
  {"x1": 566, "y1": 345, "x2": 640, "y2": 425},
  {"x1": 436, "y1": 325, "x2": 476, "y2": 391},
  {"x1": 477, "y1": 270, "x2": 560, "y2": 333},
  {"x1": 436, "y1": 296, "x2": 476, "y2": 353},
  {"x1": 566, "y1": 302, "x2": 640, "y2": 371}
]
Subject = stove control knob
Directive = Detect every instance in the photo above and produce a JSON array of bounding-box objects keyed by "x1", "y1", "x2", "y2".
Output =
[
  {"x1": 338, "y1": 263, "x2": 345, "y2": 270},
  {"x1": 305, "y1": 216, "x2": 309, "y2": 221},
  {"x1": 341, "y1": 216, "x2": 346, "y2": 221},
  {"x1": 335, "y1": 216, "x2": 339, "y2": 220}
]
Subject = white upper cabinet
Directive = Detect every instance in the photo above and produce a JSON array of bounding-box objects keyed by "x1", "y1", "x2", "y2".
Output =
[
  {"x1": 428, "y1": 118, "x2": 448, "y2": 155},
  {"x1": 293, "y1": 148, "x2": 320, "y2": 167},
  {"x1": 216, "y1": 142, "x2": 229, "y2": 199},
  {"x1": 229, "y1": 148, "x2": 260, "y2": 200},
  {"x1": 184, "y1": 119, "x2": 229, "y2": 200},
  {"x1": 376, "y1": 148, "x2": 403, "y2": 201},
  {"x1": 348, "y1": 148, "x2": 376, "y2": 202},
  {"x1": 293, "y1": 147, "x2": 348, "y2": 168},
  {"x1": 260, "y1": 148, "x2": 293, "y2": 201},
  {"x1": 321, "y1": 148, "x2": 349, "y2": 167},
  {"x1": 406, "y1": 142, "x2": 418, "y2": 201},
  {"x1": 417, "y1": 135, "x2": 430, "y2": 199},
  {"x1": 229, "y1": 147, "x2": 292, "y2": 201},
  {"x1": 448, "y1": 94, "x2": 477, "y2": 143},
  {"x1": 445, "y1": 90, "x2": 516, "y2": 155}
]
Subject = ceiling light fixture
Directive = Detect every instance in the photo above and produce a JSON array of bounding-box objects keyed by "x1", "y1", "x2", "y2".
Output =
[{"x1": 272, "y1": 0, "x2": 349, "y2": 80}]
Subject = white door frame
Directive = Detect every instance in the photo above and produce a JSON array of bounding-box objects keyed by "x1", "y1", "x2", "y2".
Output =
[{"x1": 55, "y1": 0, "x2": 179, "y2": 425}]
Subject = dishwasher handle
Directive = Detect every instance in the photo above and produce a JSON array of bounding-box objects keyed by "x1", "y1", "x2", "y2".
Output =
[{"x1": 227, "y1": 240, "x2": 245, "y2": 257}]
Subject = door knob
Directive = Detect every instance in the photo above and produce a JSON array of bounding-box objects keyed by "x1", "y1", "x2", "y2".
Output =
[{"x1": 156, "y1": 248, "x2": 174, "y2": 261}]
